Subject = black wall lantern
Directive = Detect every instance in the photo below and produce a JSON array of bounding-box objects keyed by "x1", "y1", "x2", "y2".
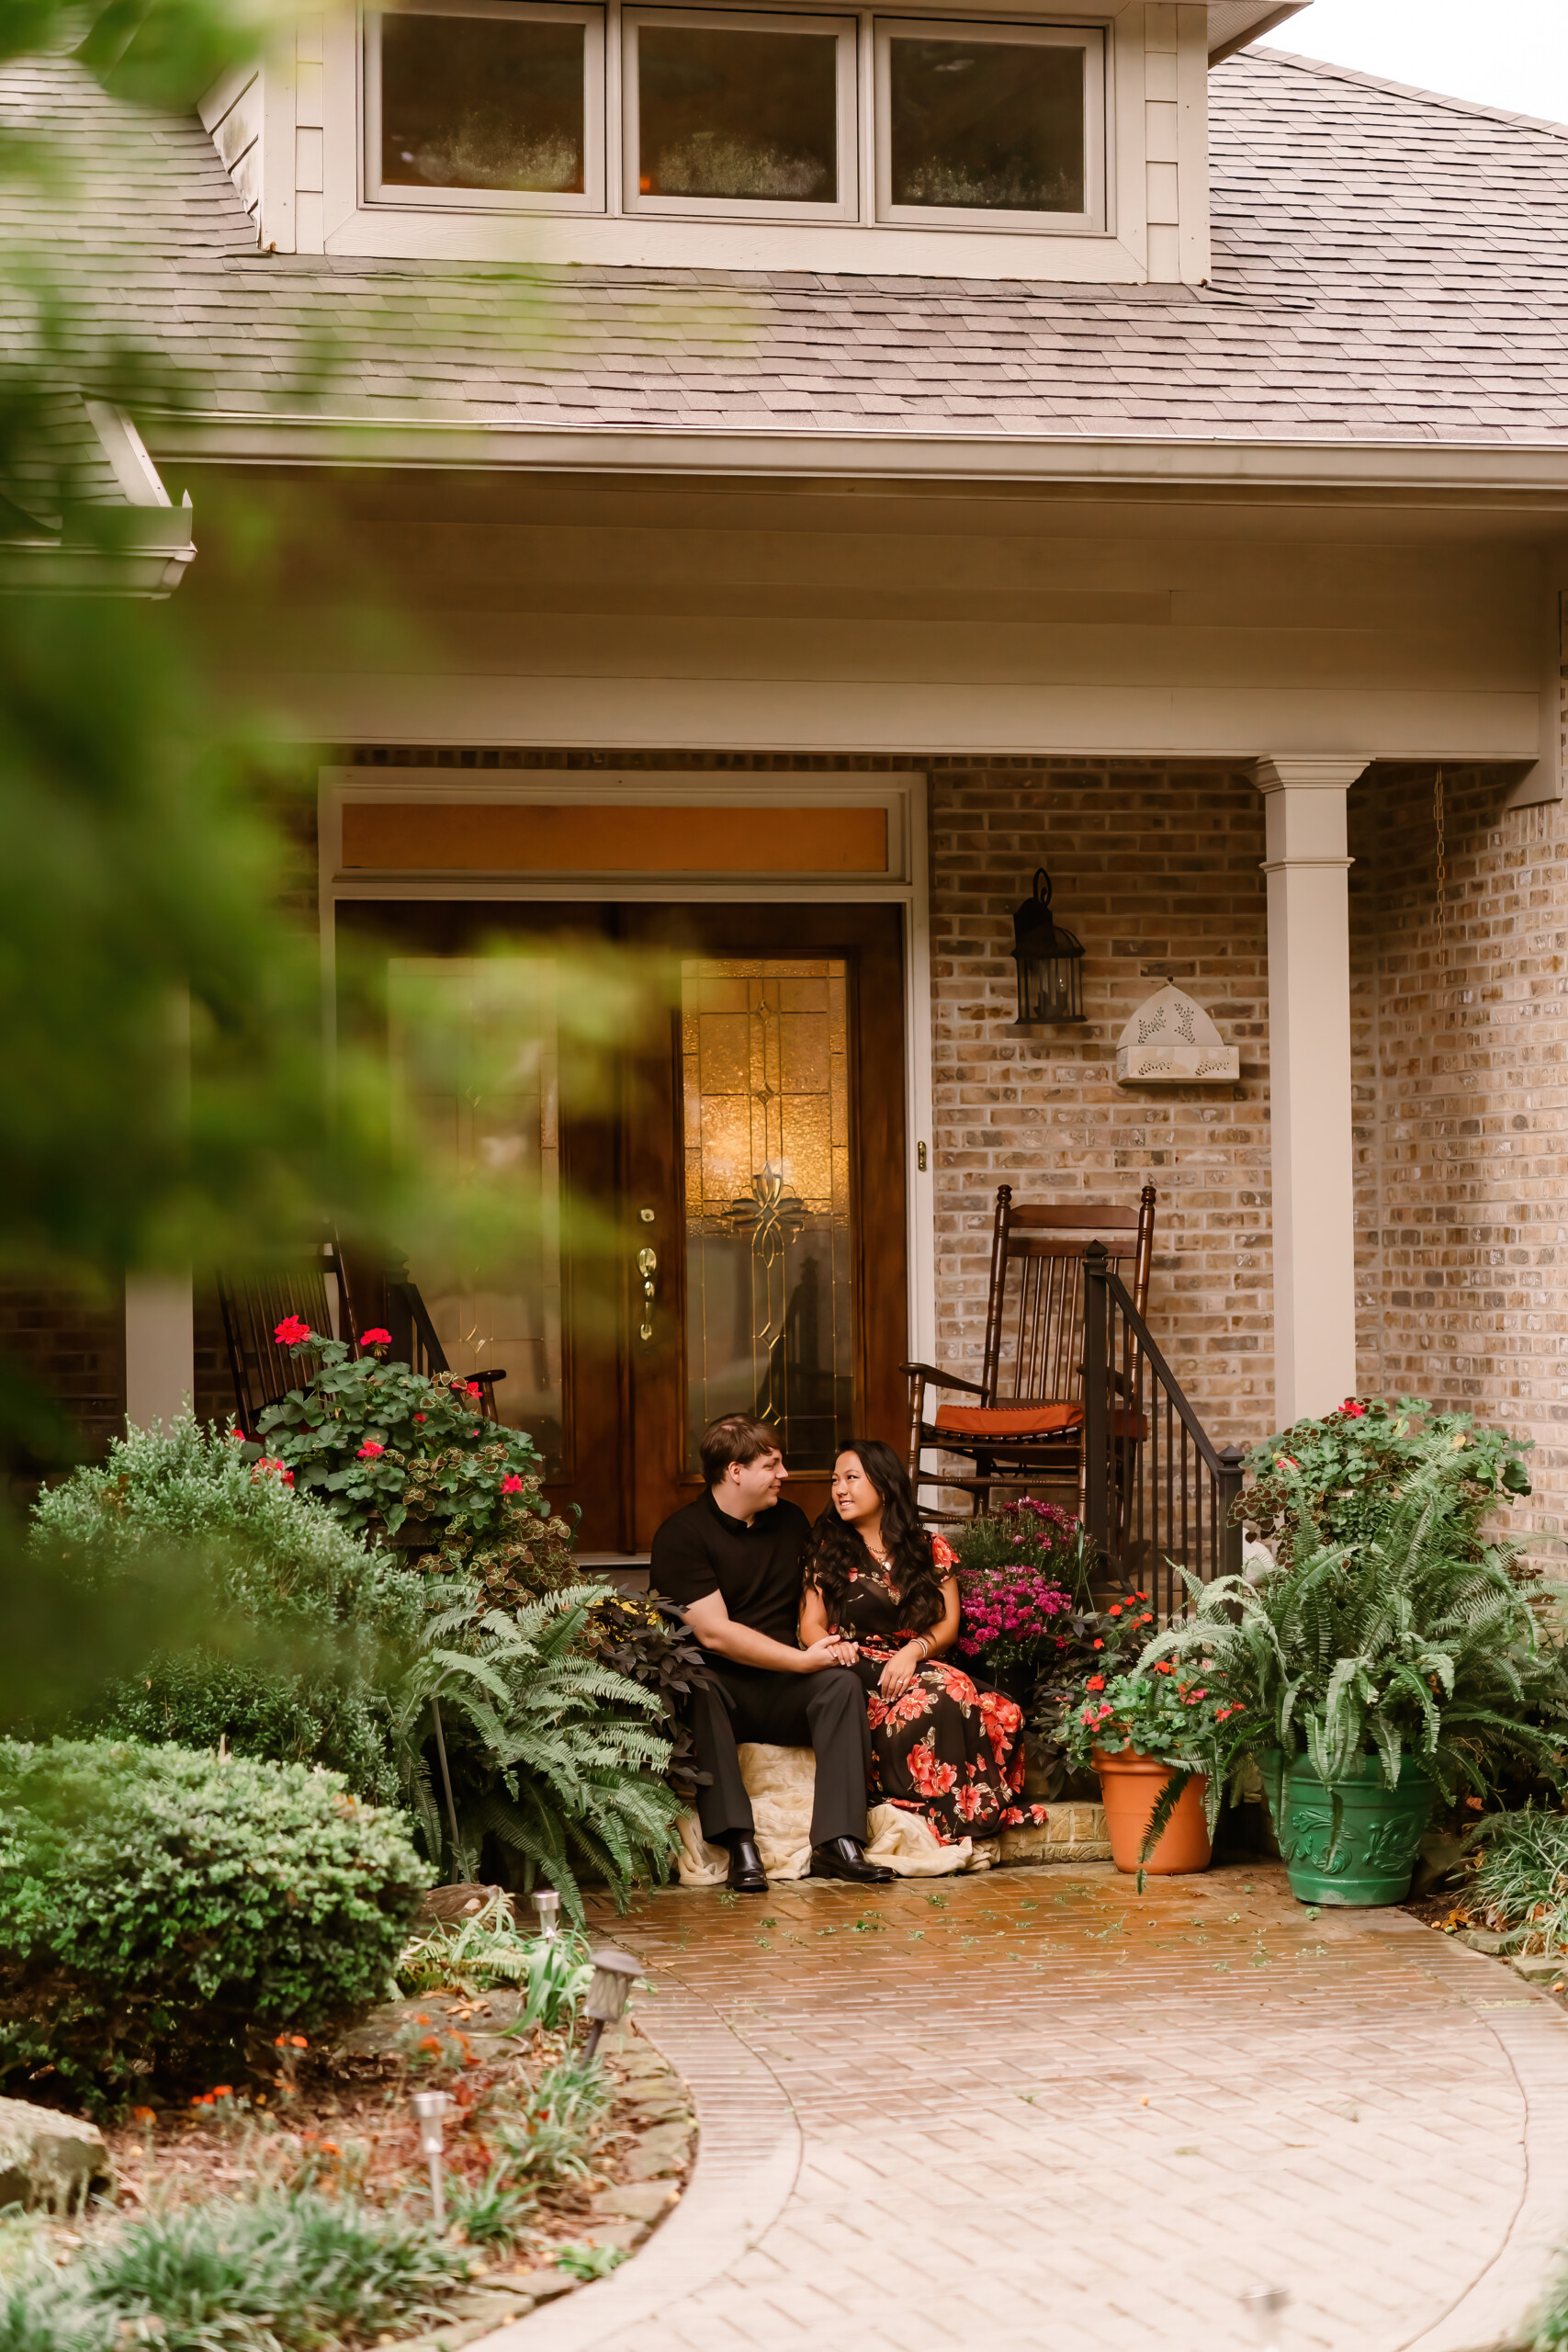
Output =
[{"x1": 1010, "y1": 867, "x2": 1086, "y2": 1025}]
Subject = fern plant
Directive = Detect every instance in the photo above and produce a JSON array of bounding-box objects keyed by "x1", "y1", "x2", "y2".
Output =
[
  {"x1": 1145, "y1": 1464, "x2": 1568, "y2": 1831},
  {"x1": 393, "y1": 1585, "x2": 683, "y2": 1925}
]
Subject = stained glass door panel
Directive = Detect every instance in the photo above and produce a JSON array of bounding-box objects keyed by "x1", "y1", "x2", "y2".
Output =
[{"x1": 682, "y1": 959, "x2": 853, "y2": 1473}]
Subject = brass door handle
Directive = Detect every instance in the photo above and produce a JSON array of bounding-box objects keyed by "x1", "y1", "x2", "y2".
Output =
[{"x1": 636, "y1": 1246, "x2": 657, "y2": 1342}]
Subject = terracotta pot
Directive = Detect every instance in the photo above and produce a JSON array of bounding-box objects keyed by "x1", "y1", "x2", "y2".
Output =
[{"x1": 1092, "y1": 1747, "x2": 1213, "y2": 1876}]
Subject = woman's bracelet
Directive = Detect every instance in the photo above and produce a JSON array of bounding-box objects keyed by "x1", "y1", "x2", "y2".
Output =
[{"x1": 913, "y1": 1636, "x2": 931, "y2": 1660}]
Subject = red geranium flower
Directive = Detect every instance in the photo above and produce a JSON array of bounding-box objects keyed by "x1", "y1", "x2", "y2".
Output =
[
  {"x1": 413, "y1": 1412, "x2": 426, "y2": 1422},
  {"x1": 356, "y1": 1441, "x2": 385, "y2": 1459},
  {"x1": 1086, "y1": 1675, "x2": 1105, "y2": 1691},
  {"x1": 274, "y1": 1316, "x2": 312, "y2": 1347},
  {"x1": 360, "y1": 1328, "x2": 391, "y2": 1348},
  {"x1": 466, "y1": 1381, "x2": 482, "y2": 1397},
  {"x1": 1275, "y1": 1454, "x2": 1300, "y2": 1472},
  {"x1": 1092, "y1": 1638, "x2": 1104, "y2": 1650},
  {"x1": 1340, "y1": 1398, "x2": 1367, "y2": 1418},
  {"x1": 502, "y1": 1474, "x2": 524, "y2": 1494}
]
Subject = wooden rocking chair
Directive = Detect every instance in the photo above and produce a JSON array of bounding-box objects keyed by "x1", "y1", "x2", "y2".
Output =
[
  {"x1": 217, "y1": 1237, "x2": 361, "y2": 1432},
  {"x1": 904, "y1": 1182, "x2": 1156, "y2": 1519}
]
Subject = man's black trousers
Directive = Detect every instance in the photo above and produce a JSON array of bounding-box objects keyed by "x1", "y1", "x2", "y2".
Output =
[{"x1": 687, "y1": 1664, "x2": 870, "y2": 1849}]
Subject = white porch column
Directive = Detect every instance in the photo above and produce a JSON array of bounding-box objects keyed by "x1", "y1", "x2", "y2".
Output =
[
  {"x1": 1255, "y1": 757, "x2": 1370, "y2": 1426},
  {"x1": 124, "y1": 1273, "x2": 194, "y2": 1430}
]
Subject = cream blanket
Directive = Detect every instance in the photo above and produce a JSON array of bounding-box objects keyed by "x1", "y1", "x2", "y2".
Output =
[{"x1": 675, "y1": 1741, "x2": 992, "y2": 1883}]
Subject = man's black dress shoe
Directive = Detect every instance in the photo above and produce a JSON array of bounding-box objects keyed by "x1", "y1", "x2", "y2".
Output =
[
  {"x1": 727, "y1": 1834, "x2": 769, "y2": 1893},
  {"x1": 808, "y1": 1837, "x2": 895, "y2": 1884}
]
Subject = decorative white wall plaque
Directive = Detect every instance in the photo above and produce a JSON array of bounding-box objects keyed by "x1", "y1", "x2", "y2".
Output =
[{"x1": 1115, "y1": 981, "x2": 1240, "y2": 1085}]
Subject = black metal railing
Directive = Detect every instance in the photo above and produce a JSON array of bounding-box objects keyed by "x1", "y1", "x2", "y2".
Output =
[{"x1": 1082, "y1": 1241, "x2": 1245, "y2": 1617}]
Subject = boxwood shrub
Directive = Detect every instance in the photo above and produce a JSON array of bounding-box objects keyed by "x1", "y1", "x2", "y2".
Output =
[{"x1": 0, "y1": 1738, "x2": 430, "y2": 2109}]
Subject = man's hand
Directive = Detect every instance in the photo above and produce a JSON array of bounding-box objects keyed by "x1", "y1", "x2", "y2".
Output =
[
  {"x1": 682, "y1": 1590, "x2": 854, "y2": 1675},
  {"x1": 799, "y1": 1634, "x2": 858, "y2": 1672}
]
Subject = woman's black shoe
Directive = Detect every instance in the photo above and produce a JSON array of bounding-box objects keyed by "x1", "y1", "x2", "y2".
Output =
[
  {"x1": 808, "y1": 1838, "x2": 895, "y2": 1884},
  {"x1": 727, "y1": 1834, "x2": 769, "y2": 1893}
]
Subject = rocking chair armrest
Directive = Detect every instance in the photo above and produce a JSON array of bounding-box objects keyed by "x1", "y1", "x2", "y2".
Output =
[{"x1": 901, "y1": 1362, "x2": 988, "y2": 1398}]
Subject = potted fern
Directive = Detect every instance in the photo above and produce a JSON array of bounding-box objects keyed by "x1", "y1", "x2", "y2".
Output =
[{"x1": 1147, "y1": 1439, "x2": 1568, "y2": 1906}]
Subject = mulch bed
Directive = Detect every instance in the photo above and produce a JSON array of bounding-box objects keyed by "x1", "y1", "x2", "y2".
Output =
[{"x1": 39, "y1": 1996, "x2": 693, "y2": 2344}]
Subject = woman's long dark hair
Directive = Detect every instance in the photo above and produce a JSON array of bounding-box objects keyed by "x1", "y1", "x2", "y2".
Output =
[{"x1": 807, "y1": 1439, "x2": 948, "y2": 1634}]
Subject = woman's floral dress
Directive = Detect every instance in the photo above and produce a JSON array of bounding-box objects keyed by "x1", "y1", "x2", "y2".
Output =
[{"x1": 825, "y1": 1536, "x2": 1047, "y2": 1846}]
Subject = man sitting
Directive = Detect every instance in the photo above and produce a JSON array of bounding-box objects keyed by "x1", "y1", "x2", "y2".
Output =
[{"x1": 650, "y1": 1413, "x2": 895, "y2": 1895}]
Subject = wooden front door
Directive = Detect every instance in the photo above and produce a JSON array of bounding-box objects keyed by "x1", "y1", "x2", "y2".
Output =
[{"x1": 340, "y1": 899, "x2": 908, "y2": 1553}]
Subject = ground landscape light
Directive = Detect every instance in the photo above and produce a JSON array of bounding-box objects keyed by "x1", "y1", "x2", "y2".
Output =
[
  {"x1": 532, "y1": 1887, "x2": 561, "y2": 1938},
  {"x1": 1010, "y1": 866, "x2": 1087, "y2": 1025},
  {"x1": 582, "y1": 1947, "x2": 642, "y2": 2061},
  {"x1": 410, "y1": 2088, "x2": 452, "y2": 2226}
]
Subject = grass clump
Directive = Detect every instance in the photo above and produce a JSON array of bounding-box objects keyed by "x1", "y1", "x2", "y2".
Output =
[
  {"x1": 0, "y1": 2186, "x2": 472, "y2": 2352},
  {"x1": 1463, "y1": 1807, "x2": 1568, "y2": 1955},
  {"x1": 396, "y1": 1897, "x2": 595, "y2": 2035}
]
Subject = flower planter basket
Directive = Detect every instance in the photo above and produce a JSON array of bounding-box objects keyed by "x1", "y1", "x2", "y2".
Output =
[
  {"x1": 1093, "y1": 1747, "x2": 1212, "y2": 1876},
  {"x1": 1271, "y1": 1753, "x2": 1433, "y2": 1907}
]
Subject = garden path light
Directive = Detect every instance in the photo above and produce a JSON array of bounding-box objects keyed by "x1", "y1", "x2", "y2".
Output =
[
  {"x1": 1240, "y1": 2285, "x2": 1289, "y2": 2349},
  {"x1": 582, "y1": 1948, "x2": 640, "y2": 2061},
  {"x1": 532, "y1": 1888, "x2": 561, "y2": 1939},
  {"x1": 410, "y1": 2089, "x2": 452, "y2": 2228}
]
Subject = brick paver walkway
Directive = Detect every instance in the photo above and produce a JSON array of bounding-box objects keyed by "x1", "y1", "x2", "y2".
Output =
[{"x1": 482, "y1": 1861, "x2": 1568, "y2": 2352}]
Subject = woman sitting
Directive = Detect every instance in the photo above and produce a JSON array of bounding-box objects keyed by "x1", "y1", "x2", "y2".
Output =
[{"x1": 800, "y1": 1439, "x2": 1044, "y2": 1848}]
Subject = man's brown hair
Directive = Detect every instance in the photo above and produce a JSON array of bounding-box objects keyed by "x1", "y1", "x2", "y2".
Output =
[{"x1": 699, "y1": 1414, "x2": 781, "y2": 1487}]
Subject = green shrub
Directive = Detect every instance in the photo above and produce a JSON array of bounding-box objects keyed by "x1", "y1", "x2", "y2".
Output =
[
  {"x1": 0, "y1": 2186, "x2": 472, "y2": 2352},
  {"x1": 395, "y1": 1587, "x2": 682, "y2": 1922},
  {"x1": 0, "y1": 1738, "x2": 430, "y2": 2108},
  {"x1": 30, "y1": 1417, "x2": 426, "y2": 1796}
]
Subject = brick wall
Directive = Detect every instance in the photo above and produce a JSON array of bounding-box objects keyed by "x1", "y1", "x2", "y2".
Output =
[
  {"x1": 927, "y1": 762, "x2": 1274, "y2": 1450},
  {"x1": 1350, "y1": 764, "x2": 1568, "y2": 1548},
  {"x1": 0, "y1": 1280, "x2": 125, "y2": 1479}
]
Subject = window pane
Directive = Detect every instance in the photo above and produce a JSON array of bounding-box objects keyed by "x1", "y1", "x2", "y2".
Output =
[
  {"x1": 638, "y1": 24, "x2": 838, "y2": 203},
  {"x1": 888, "y1": 36, "x2": 1084, "y2": 212},
  {"x1": 682, "y1": 958, "x2": 854, "y2": 1474},
  {"x1": 381, "y1": 13, "x2": 586, "y2": 193}
]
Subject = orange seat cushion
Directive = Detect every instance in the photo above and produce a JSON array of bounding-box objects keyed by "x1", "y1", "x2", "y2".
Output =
[{"x1": 934, "y1": 1404, "x2": 1084, "y2": 1437}]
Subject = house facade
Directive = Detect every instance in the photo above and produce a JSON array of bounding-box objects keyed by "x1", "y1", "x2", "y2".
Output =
[{"x1": 8, "y1": 0, "x2": 1568, "y2": 1558}]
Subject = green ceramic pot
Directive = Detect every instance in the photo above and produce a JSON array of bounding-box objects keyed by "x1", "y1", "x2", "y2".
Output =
[{"x1": 1272, "y1": 1753, "x2": 1434, "y2": 1907}]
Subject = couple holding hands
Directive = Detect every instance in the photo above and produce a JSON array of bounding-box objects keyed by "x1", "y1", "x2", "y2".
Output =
[{"x1": 650, "y1": 1414, "x2": 1040, "y2": 1894}]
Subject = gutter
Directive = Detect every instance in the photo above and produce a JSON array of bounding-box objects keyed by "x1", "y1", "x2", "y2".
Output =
[
  {"x1": 0, "y1": 403, "x2": 196, "y2": 598},
  {"x1": 141, "y1": 414, "x2": 1568, "y2": 504}
]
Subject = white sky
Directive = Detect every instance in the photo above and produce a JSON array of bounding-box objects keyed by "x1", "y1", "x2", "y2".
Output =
[{"x1": 1260, "y1": 1, "x2": 1568, "y2": 125}]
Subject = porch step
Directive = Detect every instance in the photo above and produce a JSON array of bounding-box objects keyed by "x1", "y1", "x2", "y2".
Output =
[{"x1": 1000, "y1": 1804, "x2": 1111, "y2": 1865}]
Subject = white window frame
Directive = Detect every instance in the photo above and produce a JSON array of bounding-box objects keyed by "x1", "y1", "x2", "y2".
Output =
[
  {"x1": 622, "y1": 5, "x2": 860, "y2": 222},
  {"x1": 364, "y1": 0, "x2": 607, "y2": 214},
  {"x1": 874, "y1": 15, "x2": 1105, "y2": 234}
]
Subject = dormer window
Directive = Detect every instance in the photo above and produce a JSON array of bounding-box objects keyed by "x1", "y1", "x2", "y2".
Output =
[
  {"x1": 366, "y1": 0, "x2": 605, "y2": 209},
  {"x1": 624, "y1": 8, "x2": 858, "y2": 218},
  {"x1": 877, "y1": 19, "x2": 1102, "y2": 229},
  {"x1": 361, "y1": 0, "x2": 1104, "y2": 232}
]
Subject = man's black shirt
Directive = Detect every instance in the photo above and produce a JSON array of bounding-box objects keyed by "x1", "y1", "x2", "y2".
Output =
[{"x1": 649, "y1": 1488, "x2": 812, "y2": 1675}]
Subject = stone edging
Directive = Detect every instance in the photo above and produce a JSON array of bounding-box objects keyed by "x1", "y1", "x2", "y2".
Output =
[{"x1": 466, "y1": 1965, "x2": 801, "y2": 2352}]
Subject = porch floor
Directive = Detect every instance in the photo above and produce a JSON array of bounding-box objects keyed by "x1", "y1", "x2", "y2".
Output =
[{"x1": 482, "y1": 1862, "x2": 1568, "y2": 2352}]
